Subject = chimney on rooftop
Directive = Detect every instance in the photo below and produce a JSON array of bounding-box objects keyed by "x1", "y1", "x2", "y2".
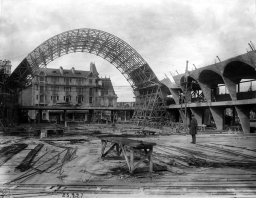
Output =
[
  {"x1": 59, "y1": 66, "x2": 63, "y2": 75},
  {"x1": 71, "y1": 67, "x2": 75, "y2": 75}
]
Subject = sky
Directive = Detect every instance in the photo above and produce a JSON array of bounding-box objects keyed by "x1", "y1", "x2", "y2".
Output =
[{"x1": 0, "y1": 0, "x2": 255, "y2": 101}]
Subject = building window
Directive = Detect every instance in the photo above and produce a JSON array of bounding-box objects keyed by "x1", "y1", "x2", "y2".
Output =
[
  {"x1": 36, "y1": 95, "x2": 38, "y2": 100},
  {"x1": 65, "y1": 96, "x2": 71, "y2": 102},
  {"x1": 109, "y1": 99, "x2": 113, "y2": 106},
  {"x1": 53, "y1": 95, "x2": 59, "y2": 102},
  {"x1": 89, "y1": 79, "x2": 92, "y2": 84},
  {"x1": 76, "y1": 87, "x2": 83, "y2": 92},
  {"x1": 55, "y1": 77, "x2": 59, "y2": 82},
  {"x1": 40, "y1": 86, "x2": 44, "y2": 93},
  {"x1": 39, "y1": 75, "x2": 44, "y2": 82},
  {"x1": 51, "y1": 96, "x2": 53, "y2": 100},
  {"x1": 89, "y1": 97, "x2": 93, "y2": 104},
  {"x1": 40, "y1": 95, "x2": 44, "y2": 103},
  {"x1": 70, "y1": 78, "x2": 72, "y2": 82},
  {"x1": 64, "y1": 87, "x2": 71, "y2": 92},
  {"x1": 53, "y1": 86, "x2": 59, "y2": 92},
  {"x1": 89, "y1": 88, "x2": 93, "y2": 96},
  {"x1": 77, "y1": 95, "x2": 83, "y2": 103},
  {"x1": 35, "y1": 85, "x2": 38, "y2": 90}
]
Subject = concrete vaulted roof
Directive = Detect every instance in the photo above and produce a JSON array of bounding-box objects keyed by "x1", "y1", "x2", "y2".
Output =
[{"x1": 173, "y1": 51, "x2": 256, "y2": 87}]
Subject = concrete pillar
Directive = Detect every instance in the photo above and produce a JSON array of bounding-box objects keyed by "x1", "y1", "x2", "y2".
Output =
[
  {"x1": 223, "y1": 77, "x2": 237, "y2": 100},
  {"x1": 235, "y1": 106, "x2": 250, "y2": 133},
  {"x1": 198, "y1": 82, "x2": 211, "y2": 102},
  {"x1": 209, "y1": 106, "x2": 224, "y2": 130},
  {"x1": 169, "y1": 88, "x2": 180, "y2": 104},
  {"x1": 190, "y1": 107, "x2": 204, "y2": 125}
]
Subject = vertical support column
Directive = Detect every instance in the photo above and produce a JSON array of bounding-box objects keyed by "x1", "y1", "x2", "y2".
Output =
[
  {"x1": 38, "y1": 109, "x2": 42, "y2": 124},
  {"x1": 223, "y1": 77, "x2": 237, "y2": 100},
  {"x1": 130, "y1": 150, "x2": 134, "y2": 171},
  {"x1": 124, "y1": 110, "x2": 127, "y2": 121},
  {"x1": 111, "y1": 110, "x2": 114, "y2": 123},
  {"x1": 190, "y1": 107, "x2": 204, "y2": 125},
  {"x1": 130, "y1": 110, "x2": 134, "y2": 119},
  {"x1": 169, "y1": 88, "x2": 180, "y2": 104},
  {"x1": 116, "y1": 144, "x2": 120, "y2": 156},
  {"x1": 209, "y1": 106, "x2": 224, "y2": 130},
  {"x1": 148, "y1": 148, "x2": 153, "y2": 173},
  {"x1": 88, "y1": 109, "x2": 94, "y2": 123},
  {"x1": 235, "y1": 106, "x2": 250, "y2": 133},
  {"x1": 63, "y1": 110, "x2": 67, "y2": 122},
  {"x1": 198, "y1": 82, "x2": 211, "y2": 102}
]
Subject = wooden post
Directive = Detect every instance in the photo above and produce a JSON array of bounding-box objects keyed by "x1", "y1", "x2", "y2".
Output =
[
  {"x1": 116, "y1": 144, "x2": 120, "y2": 156},
  {"x1": 121, "y1": 144, "x2": 131, "y2": 172},
  {"x1": 101, "y1": 140, "x2": 107, "y2": 158},
  {"x1": 148, "y1": 148, "x2": 153, "y2": 172},
  {"x1": 130, "y1": 150, "x2": 134, "y2": 171}
]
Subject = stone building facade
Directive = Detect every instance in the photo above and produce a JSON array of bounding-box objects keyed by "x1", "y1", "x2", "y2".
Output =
[{"x1": 19, "y1": 63, "x2": 118, "y2": 122}]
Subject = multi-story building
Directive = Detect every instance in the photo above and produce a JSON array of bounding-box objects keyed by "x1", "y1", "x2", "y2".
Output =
[{"x1": 19, "y1": 62, "x2": 118, "y2": 122}]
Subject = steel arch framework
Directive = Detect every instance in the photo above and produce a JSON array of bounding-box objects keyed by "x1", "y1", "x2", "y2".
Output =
[
  {"x1": 9, "y1": 28, "x2": 159, "y2": 90},
  {"x1": 7, "y1": 28, "x2": 168, "y2": 123}
]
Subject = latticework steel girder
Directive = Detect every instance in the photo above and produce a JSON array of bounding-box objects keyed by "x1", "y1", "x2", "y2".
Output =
[
  {"x1": 7, "y1": 28, "x2": 168, "y2": 122},
  {"x1": 8, "y1": 28, "x2": 160, "y2": 90}
]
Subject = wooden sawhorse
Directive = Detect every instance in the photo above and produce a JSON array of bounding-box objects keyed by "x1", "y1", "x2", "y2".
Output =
[{"x1": 99, "y1": 136, "x2": 156, "y2": 173}]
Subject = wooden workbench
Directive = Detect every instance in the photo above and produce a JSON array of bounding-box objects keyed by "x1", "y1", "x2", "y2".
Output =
[{"x1": 98, "y1": 136, "x2": 156, "y2": 173}]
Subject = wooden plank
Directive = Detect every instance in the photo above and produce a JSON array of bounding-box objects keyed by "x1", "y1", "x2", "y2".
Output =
[
  {"x1": 16, "y1": 144, "x2": 44, "y2": 172},
  {"x1": 130, "y1": 150, "x2": 134, "y2": 170},
  {"x1": 101, "y1": 140, "x2": 107, "y2": 157},
  {"x1": 98, "y1": 136, "x2": 156, "y2": 149},
  {"x1": 120, "y1": 144, "x2": 131, "y2": 172}
]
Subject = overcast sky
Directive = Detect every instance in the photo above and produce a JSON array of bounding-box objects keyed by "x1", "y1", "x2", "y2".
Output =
[{"x1": 0, "y1": 0, "x2": 255, "y2": 101}]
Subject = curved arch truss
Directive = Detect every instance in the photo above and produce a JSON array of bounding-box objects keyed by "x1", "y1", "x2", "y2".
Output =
[
  {"x1": 8, "y1": 28, "x2": 168, "y2": 124},
  {"x1": 9, "y1": 28, "x2": 159, "y2": 90}
]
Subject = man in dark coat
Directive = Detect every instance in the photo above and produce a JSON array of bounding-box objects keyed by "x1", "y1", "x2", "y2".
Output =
[{"x1": 189, "y1": 114, "x2": 198, "y2": 144}]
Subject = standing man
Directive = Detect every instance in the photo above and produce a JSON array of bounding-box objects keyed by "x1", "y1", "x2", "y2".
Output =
[{"x1": 189, "y1": 114, "x2": 198, "y2": 144}]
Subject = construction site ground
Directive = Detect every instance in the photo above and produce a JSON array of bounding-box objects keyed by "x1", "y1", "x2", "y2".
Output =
[{"x1": 0, "y1": 123, "x2": 256, "y2": 198}]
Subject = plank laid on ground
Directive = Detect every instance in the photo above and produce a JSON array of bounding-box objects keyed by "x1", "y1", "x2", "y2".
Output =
[
  {"x1": 16, "y1": 144, "x2": 44, "y2": 172},
  {"x1": 0, "y1": 144, "x2": 28, "y2": 166}
]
